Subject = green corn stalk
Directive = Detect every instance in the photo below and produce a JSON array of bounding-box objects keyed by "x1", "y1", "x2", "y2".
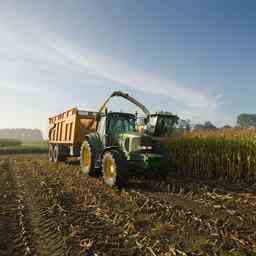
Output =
[{"x1": 167, "y1": 128, "x2": 256, "y2": 183}]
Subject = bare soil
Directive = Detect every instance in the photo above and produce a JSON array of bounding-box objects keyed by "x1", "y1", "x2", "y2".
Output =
[{"x1": 0, "y1": 154, "x2": 256, "y2": 256}]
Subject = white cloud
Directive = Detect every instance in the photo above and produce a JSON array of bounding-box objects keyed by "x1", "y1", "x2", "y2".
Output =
[
  {"x1": 47, "y1": 39, "x2": 222, "y2": 110},
  {"x1": 46, "y1": 39, "x2": 228, "y2": 125},
  {"x1": 0, "y1": 12, "x2": 232, "y2": 129}
]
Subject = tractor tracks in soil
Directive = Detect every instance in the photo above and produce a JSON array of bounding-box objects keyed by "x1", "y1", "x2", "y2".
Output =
[
  {"x1": 0, "y1": 159, "x2": 33, "y2": 256},
  {"x1": 5, "y1": 155, "x2": 256, "y2": 255},
  {"x1": 126, "y1": 178, "x2": 256, "y2": 254},
  {"x1": 13, "y1": 156, "x2": 141, "y2": 255},
  {"x1": 128, "y1": 176, "x2": 256, "y2": 219},
  {"x1": 0, "y1": 158, "x2": 67, "y2": 256}
]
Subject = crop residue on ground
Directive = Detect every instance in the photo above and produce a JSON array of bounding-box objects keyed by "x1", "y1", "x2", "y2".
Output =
[{"x1": 0, "y1": 155, "x2": 256, "y2": 255}]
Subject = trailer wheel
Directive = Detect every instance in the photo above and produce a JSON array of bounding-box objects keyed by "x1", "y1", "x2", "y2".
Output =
[
  {"x1": 102, "y1": 150, "x2": 128, "y2": 188},
  {"x1": 80, "y1": 140, "x2": 95, "y2": 175},
  {"x1": 53, "y1": 145, "x2": 66, "y2": 163},
  {"x1": 53, "y1": 145, "x2": 59, "y2": 163},
  {"x1": 48, "y1": 144, "x2": 54, "y2": 162}
]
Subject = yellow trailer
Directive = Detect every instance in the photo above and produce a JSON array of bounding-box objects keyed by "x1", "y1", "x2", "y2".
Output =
[{"x1": 48, "y1": 108, "x2": 98, "y2": 162}]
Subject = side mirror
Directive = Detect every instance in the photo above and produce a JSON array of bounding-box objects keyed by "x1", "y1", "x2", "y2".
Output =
[{"x1": 144, "y1": 116, "x2": 149, "y2": 124}]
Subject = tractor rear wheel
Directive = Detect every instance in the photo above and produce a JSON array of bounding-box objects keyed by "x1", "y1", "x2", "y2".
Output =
[
  {"x1": 102, "y1": 150, "x2": 128, "y2": 187},
  {"x1": 80, "y1": 140, "x2": 95, "y2": 175}
]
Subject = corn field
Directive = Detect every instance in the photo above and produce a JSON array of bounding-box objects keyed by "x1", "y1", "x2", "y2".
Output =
[{"x1": 168, "y1": 129, "x2": 256, "y2": 183}]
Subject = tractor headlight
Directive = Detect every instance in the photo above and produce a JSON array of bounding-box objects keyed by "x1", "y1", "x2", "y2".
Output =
[
  {"x1": 129, "y1": 136, "x2": 153, "y2": 152},
  {"x1": 140, "y1": 146, "x2": 152, "y2": 150}
]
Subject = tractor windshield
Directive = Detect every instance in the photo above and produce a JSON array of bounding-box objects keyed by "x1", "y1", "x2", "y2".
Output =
[
  {"x1": 147, "y1": 114, "x2": 179, "y2": 137},
  {"x1": 155, "y1": 115, "x2": 178, "y2": 136},
  {"x1": 107, "y1": 114, "x2": 136, "y2": 136}
]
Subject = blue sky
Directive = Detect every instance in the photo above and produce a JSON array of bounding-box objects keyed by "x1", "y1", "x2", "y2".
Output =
[{"x1": 0, "y1": 0, "x2": 255, "y2": 136}]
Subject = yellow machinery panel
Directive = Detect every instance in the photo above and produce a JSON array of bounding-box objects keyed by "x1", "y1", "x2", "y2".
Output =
[{"x1": 48, "y1": 108, "x2": 97, "y2": 145}]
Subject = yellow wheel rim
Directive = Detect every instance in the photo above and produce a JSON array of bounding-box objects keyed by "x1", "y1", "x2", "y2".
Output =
[
  {"x1": 82, "y1": 146, "x2": 91, "y2": 169},
  {"x1": 105, "y1": 157, "x2": 116, "y2": 180}
]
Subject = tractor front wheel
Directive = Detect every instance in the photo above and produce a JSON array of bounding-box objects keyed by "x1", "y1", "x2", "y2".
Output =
[{"x1": 102, "y1": 150, "x2": 128, "y2": 187}]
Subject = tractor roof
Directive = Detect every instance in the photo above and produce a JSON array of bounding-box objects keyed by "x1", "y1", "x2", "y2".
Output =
[
  {"x1": 106, "y1": 112, "x2": 136, "y2": 118},
  {"x1": 150, "y1": 112, "x2": 178, "y2": 117}
]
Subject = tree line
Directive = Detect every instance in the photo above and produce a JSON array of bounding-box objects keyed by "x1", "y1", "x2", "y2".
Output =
[
  {"x1": 156, "y1": 112, "x2": 256, "y2": 135},
  {"x1": 181, "y1": 113, "x2": 256, "y2": 132},
  {"x1": 0, "y1": 129, "x2": 44, "y2": 142}
]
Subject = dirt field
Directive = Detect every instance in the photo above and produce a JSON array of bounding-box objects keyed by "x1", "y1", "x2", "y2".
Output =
[{"x1": 1, "y1": 155, "x2": 256, "y2": 256}]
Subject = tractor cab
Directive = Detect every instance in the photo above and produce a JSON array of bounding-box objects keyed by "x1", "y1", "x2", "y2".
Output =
[
  {"x1": 96, "y1": 112, "x2": 136, "y2": 147},
  {"x1": 146, "y1": 113, "x2": 179, "y2": 137}
]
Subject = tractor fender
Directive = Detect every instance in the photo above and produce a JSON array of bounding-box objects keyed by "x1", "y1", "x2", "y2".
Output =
[
  {"x1": 101, "y1": 146, "x2": 120, "y2": 155},
  {"x1": 100, "y1": 146, "x2": 127, "y2": 162}
]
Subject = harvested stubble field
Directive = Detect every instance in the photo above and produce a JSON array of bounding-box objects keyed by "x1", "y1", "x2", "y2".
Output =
[{"x1": 1, "y1": 154, "x2": 256, "y2": 256}]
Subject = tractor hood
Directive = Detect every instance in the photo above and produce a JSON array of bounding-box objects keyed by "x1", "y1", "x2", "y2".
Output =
[
  {"x1": 119, "y1": 131, "x2": 142, "y2": 138},
  {"x1": 118, "y1": 132, "x2": 156, "y2": 155}
]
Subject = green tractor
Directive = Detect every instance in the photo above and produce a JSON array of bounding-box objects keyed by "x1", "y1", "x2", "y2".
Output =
[
  {"x1": 80, "y1": 111, "x2": 170, "y2": 187},
  {"x1": 146, "y1": 112, "x2": 179, "y2": 137}
]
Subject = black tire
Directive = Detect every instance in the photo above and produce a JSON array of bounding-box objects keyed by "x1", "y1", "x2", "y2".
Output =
[
  {"x1": 53, "y1": 145, "x2": 58, "y2": 163},
  {"x1": 53, "y1": 145, "x2": 67, "y2": 163},
  {"x1": 102, "y1": 150, "x2": 128, "y2": 188},
  {"x1": 80, "y1": 140, "x2": 95, "y2": 175},
  {"x1": 48, "y1": 144, "x2": 54, "y2": 162}
]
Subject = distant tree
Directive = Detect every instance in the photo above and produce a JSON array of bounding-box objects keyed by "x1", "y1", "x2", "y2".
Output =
[
  {"x1": 178, "y1": 119, "x2": 191, "y2": 132},
  {"x1": 0, "y1": 128, "x2": 44, "y2": 142},
  {"x1": 204, "y1": 121, "x2": 217, "y2": 130},
  {"x1": 237, "y1": 113, "x2": 256, "y2": 128},
  {"x1": 193, "y1": 124, "x2": 205, "y2": 131},
  {"x1": 221, "y1": 125, "x2": 232, "y2": 129},
  {"x1": 193, "y1": 121, "x2": 217, "y2": 131}
]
